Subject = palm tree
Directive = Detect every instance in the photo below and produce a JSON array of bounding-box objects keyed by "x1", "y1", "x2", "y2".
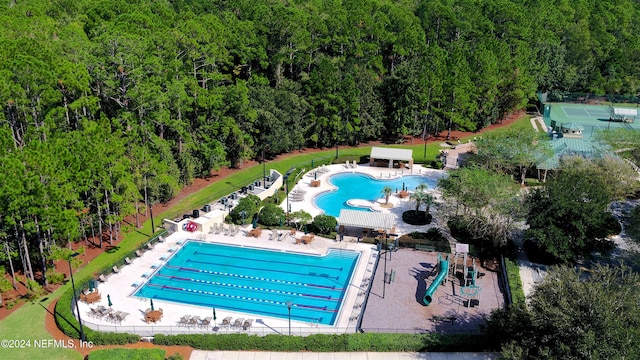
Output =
[
  {"x1": 382, "y1": 186, "x2": 393, "y2": 205},
  {"x1": 410, "y1": 190, "x2": 428, "y2": 212},
  {"x1": 410, "y1": 189, "x2": 435, "y2": 217}
]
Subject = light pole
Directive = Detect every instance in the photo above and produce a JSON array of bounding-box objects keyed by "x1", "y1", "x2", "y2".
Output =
[
  {"x1": 145, "y1": 173, "x2": 155, "y2": 234},
  {"x1": 284, "y1": 176, "x2": 290, "y2": 216},
  {"x1": 68, "y1": 253, "x2": 86, "y2": 342},
  {"x1": 262, "y1": 148, "x2": 267, "y2": 187},
  {"x1": 240, "y1": 211, "x2": 246, "y2": 225},
  {"x1": 286, "y1": 301, "x2": 293, "y2": 336}
]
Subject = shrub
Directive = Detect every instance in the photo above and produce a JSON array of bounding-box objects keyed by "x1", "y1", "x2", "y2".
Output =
[
  {"x1": 88, "y1": 348, "x2": 165, "y2": 360},
  {"x1": 154, "y1": 333, "x2": 490, "y2": 352},
  {"x1": 258, "y1": 203, "x2": 285, "y2": 226},
  {"x1": 504, "y1": 257, "x2": 525, "y2": 305},
  {"x1": 25, "y1": 278, "x2": 45, "y2": 299},
  {"x1": 626, "y1": 205, "x2": 640, "y2": 242},
  {"x1": 46, "y1": 270, "x2": 65, "y2": 285},
  {"x1": 311, "y1": 214, "x2": 337, "y2": 235},
  {"x1": 0, "y1": 274, "x2": 13, "y2": 293},
  {"x1": 229, "y1": 195, "x2": 261, "y2": 224}
]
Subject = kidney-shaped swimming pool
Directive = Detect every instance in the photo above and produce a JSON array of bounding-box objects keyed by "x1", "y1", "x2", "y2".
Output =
[{"x1": 314, "y1": 173, "x2": 439, "y2": 217}]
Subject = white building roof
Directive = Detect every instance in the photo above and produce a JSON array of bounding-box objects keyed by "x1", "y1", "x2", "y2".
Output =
[
  {"x1": 370, "y1": 147, "x2": 413, "y2": 161},
  {"x1": 337, "y1": 209, "x2": 395, "y2": 232}
]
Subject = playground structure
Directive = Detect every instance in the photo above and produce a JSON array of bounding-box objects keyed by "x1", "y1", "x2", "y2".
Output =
[
  {"x1": 452, "y1": 250, "x2": 483, "y2": 308},
  {"x1": 423, "y1": 254, "x2": 449, "y2": 305}
]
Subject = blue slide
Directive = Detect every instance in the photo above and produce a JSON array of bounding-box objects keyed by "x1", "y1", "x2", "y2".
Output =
[{"x1": 423, "y1": 255, "x2": 449, "y2": 306}]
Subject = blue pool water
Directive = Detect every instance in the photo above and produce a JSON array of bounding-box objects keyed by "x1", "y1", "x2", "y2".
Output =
[
  {"x1": 315, "y1": 173, "x2": 438, "y2": 217},
  {"x1": 134, "y1": 241, "x2": 359, "y2": 325}
]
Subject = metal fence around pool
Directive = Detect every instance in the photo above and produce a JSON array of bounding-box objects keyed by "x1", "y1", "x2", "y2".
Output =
[{"x1": 79, "y1": 319, "x2": 479, "y2": 337}]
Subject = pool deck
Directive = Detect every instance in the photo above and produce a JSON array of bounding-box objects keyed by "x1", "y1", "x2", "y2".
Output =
[
  {"x1": 78, "y1": 228, "x2": 378, "y2": 336},
  {"x1": 78, "y1": 164, "x2": 477, "y2": 337}
]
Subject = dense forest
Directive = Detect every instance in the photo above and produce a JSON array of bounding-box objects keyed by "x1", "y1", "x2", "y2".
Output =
[{"x1": 1, "y1": 0, "x2": 640, "y2": 283}]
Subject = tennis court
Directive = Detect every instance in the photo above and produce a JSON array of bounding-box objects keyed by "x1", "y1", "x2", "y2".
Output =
[{"x1": 543, "y1": 103, "x2": 640, "y2": 139}]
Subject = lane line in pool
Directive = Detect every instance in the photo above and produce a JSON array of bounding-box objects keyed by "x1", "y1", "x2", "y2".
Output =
[
  {"x1": 165, "y1": 265, "x2": 344, "y2": 291},
  {"x1": 184, "y1": 259, "x2": 341, "y2": 280},
  {"x1": 192, "y1": 251, "x2": 346, "y2": 271},
  {"x1": 147, "y1": 283, "x2": 338, "y2": 312},
  {"x1": 155, "y1": 274, "x2": 339, "y2": 301}
]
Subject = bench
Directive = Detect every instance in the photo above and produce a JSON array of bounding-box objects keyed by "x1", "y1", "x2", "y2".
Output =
[
  {"x1": 430, "y1": 315, "x2": 457, "y2": 324},
  {"x1": 415, "y1": 244, "x2": 436, "y2": 252}
]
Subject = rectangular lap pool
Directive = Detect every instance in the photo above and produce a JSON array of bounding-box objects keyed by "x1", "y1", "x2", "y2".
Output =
[{"x1": 134, "y1": 241, "x2": 360, "y2": 325}]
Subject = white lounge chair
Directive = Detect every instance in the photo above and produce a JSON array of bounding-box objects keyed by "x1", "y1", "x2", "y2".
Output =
[
  {"x1": 116, "y1": 312, "x2": 129, "y2": 324},
  {"x1": 188, "y1": 316, "x2": 200, "y2": 327},
  {"x1": 233, "y1": 318, "x2": 245, "y2": 328},
  {"x1": 178, "y1": 315, "x2": 191, "y2": 327},
  {"x1": 112, "y1": 266, "x2": 120, "y2": 274},
  {"x1": 221, "y1": 316, "x2": 233, "y2": 328},
  {"x1": 124, "y1": 257, "x2": 132, "y2": 265},
  {"x1": 200, "y1": 316, "x2": 212, "y2": 328},
  {"x1": 242, "y1": 319, "x2": 254, "y2": 330}
]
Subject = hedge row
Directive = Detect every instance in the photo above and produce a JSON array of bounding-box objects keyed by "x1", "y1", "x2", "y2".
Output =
[
  {"x1": 88, "y1": 348, "x2": 165, "y2": 360},
  {"x1": 504, "y1": 257, "x2": 526, "y2": 306},
  {"x1": 153, "y1": 333, "x2": 490, "y2": 352}
]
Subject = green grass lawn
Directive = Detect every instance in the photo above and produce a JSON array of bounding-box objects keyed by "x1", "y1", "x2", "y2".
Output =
[
  {"x1": 0, "y1": 290, "x2": 82, "y2": 360},
  {"x1": 0, "y1": 114, "x2": 529, "y2": 359}
]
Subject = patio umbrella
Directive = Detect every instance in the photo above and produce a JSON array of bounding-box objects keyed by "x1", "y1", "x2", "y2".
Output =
[
  {"x1": 213, "y1": 308, "x2": 217, "y2": 326},
  {"x1": 150, "y1": 298, "x2": 155, "y2": 311},
  {"x1": 279, "y1": 217, "x2": 283, "y2": 227},
  {"x1": 89, "y1": 279, "x2": 95, "y2": 292},
  {"x1": 252, "y1": 218, "x2": 258, "y2": 229},
  {"x1": 304, "y1": 224, "x2": 308, "y2": 234},
  {"x1": 107, "y1": 294, "x2": 112, "y2": 307}
]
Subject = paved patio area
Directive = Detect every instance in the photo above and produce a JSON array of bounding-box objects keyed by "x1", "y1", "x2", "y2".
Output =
[{"x1": 360, "y1": 248, "x2": 505, "y2": 333}]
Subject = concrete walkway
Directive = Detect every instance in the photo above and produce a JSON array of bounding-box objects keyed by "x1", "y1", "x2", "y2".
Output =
[{"x1": 190, "y1": 351, "x2": 499, "y2": 360}]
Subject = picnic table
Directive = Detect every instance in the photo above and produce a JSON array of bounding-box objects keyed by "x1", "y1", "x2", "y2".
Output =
[
  {"x1": 248, "y1": 228, "x2": 262, "y2": 237},
  {"x1": 81, "y1": 291, "x2": 101, "y2": 304},
  {"x1": 145, "y1": 310, "x2": 163, "y2": 323}
]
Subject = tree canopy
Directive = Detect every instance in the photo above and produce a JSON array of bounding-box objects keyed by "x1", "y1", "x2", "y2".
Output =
[
  {"x1": 524, "y1": 156, "x2": 630, "y2": 263},
  {"x1": 2, "y1": 0, "x2": 640, "y2": 286},
  {"x1": 485, "y1": 265, "x2": 640, "y2": 359}
]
